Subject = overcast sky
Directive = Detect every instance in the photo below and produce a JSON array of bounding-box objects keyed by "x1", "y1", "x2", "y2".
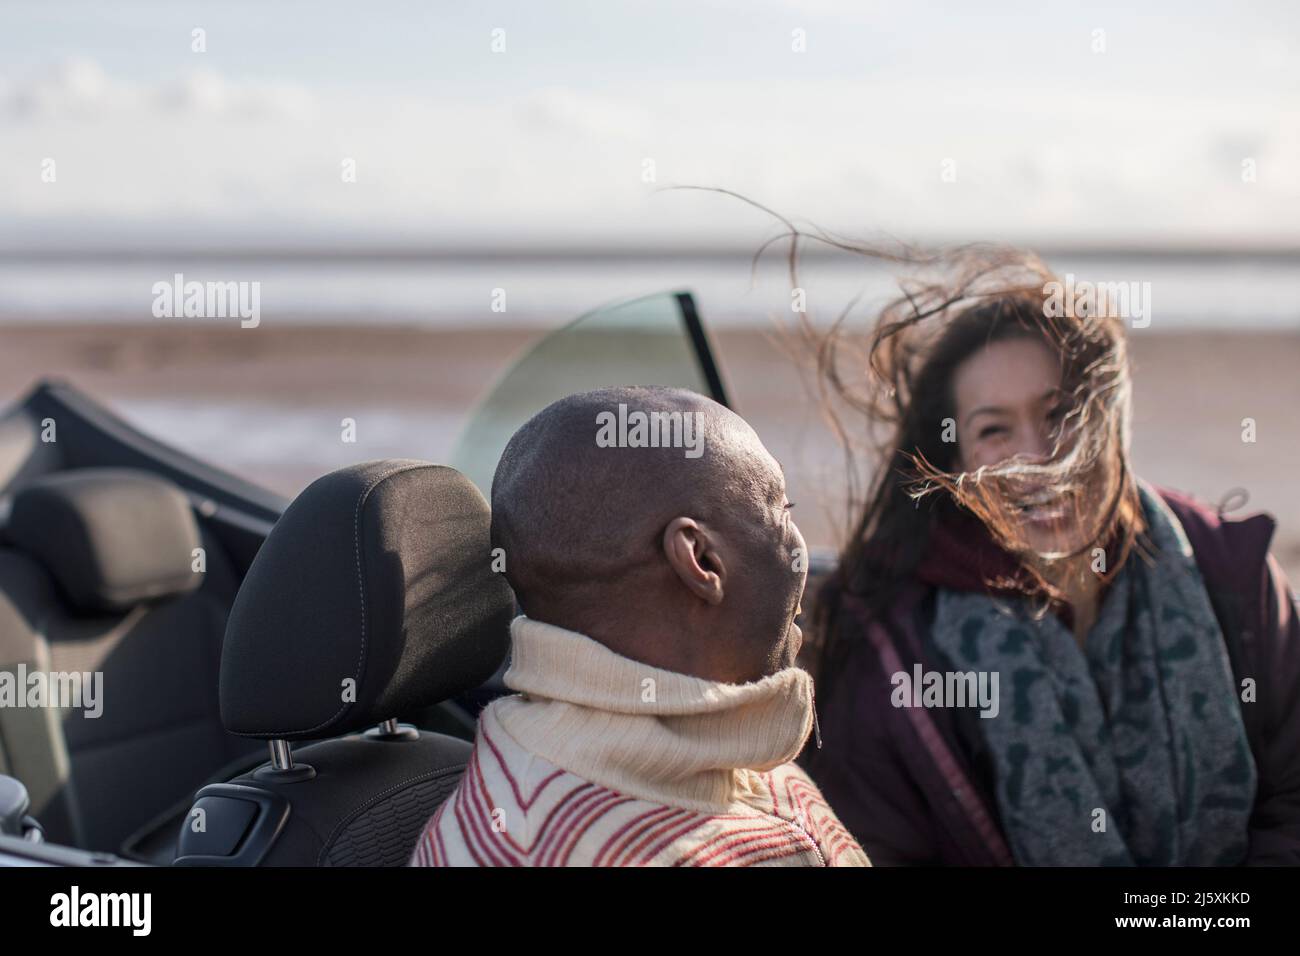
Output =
[{"x1": 2, "y1": 0, "x2": 1297, "y2": 250}]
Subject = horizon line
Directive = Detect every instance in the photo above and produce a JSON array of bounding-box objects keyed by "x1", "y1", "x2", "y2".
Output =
[{"x1": 1, "y1": 242, "x2": 1299, "y2": 265}]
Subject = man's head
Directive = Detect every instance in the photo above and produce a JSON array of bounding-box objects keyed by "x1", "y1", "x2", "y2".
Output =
[{"x1": 490, "y1": 386, "x2": 806, "y2": 684}]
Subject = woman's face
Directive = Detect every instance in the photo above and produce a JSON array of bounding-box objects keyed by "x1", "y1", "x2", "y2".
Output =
[{"x1": 951, "y1": 336, "x2": 1078, "y2": 554}]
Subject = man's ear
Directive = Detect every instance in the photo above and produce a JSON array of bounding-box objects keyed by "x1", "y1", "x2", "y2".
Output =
[{"x1": 662, "y1": 517, "x2": 725, "y2": 605}]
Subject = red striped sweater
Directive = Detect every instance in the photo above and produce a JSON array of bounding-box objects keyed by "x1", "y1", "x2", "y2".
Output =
[{"x1": 410, "y1": 617, "x2": 869, "y2": 867}]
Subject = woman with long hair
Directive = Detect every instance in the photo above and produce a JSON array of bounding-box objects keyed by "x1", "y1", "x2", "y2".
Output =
[{"x1": 791, "y1": 237, "x2": 1300, "y2": 866}]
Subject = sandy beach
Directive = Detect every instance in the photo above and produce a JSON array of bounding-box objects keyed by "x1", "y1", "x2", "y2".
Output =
[{"x1": 2, "y1": 320, "x2": 1297, "y2": 580}]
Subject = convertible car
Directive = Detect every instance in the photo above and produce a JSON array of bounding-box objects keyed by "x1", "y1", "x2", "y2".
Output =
[{"x1": 0, "y1": 291, "x2": 830, "y2": 868}]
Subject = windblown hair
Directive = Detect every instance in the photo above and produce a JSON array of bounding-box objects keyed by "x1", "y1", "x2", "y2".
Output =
[{"x1": 694, "y1": 192, "x2": 1145, "y2": 706}]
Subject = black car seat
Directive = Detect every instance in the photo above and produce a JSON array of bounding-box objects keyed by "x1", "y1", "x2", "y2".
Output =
[
  {"x1": 0, "y1": 467, "x2": 259, "y2": 853},
  {"x1": 176, "y1": 459, "x2": 513, "y2": 866}
]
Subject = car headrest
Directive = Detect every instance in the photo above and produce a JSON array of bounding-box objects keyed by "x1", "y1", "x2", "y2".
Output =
[
  {"x1": 7, "y1": 468, "x2": 203, "y2": 614},
  {"x1": 219, "y1": 460, "x2": 514, "y2": 741}
]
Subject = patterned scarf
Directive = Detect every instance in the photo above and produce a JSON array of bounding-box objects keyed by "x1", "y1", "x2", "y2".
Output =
[{"x1": 930, "y1": 484, "x2": 1256, "y2": 866}]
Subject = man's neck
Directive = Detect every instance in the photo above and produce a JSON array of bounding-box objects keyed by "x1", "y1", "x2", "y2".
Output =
[{"x1": 539, "y1": 608, "x2": 756, "y2": 684}]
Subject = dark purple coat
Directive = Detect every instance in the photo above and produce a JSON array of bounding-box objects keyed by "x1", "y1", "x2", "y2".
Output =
[{"x1": 805, "y1": 489, "x2": 1300, "y2": 866}]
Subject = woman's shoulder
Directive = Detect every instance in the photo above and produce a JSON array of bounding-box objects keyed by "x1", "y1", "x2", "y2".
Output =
[
  {"x1": 808, "y1": 576, "x2": 934, "y2": 693},
  {"x1": 1155, "y1": 485, "x2": 1277, "y2": 597},
  {"x1": 1155, "y1": 486, "x2": 1296, "y2": 718}
]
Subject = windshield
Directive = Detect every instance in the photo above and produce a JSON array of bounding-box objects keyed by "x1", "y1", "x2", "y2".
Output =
[{"x1": 451, "y1": 290, "x2": 726, "y2": 496}]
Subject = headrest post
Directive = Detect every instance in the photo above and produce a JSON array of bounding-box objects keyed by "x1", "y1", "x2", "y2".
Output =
[
  {"x1": 268, "y1": 739, "x2": 293, "y2": 771},
  {"x1": 254, "y1": 739, "x2": 316, "y2": 784}
]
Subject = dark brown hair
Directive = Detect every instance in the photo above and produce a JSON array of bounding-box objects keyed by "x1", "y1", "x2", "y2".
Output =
[{"x1": 734, "y1": 206, "x2": 1145, "y2": 706}]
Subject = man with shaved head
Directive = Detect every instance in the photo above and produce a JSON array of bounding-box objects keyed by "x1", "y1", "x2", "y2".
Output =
[{"x1": 412, "y1": 386, "x2": 868, "y2": 867}]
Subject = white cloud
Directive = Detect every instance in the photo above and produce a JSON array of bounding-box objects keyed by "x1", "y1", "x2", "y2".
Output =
[
  {"x1": 2, "y1": 56, "x2": 1297, "y2": 248},
  {"x1": 1, "y1": 58, "x2": 316, "y2": 121}
]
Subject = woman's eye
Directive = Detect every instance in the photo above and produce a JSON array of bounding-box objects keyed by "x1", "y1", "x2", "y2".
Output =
[{"x1": 978, "y1": 425, "x2": 1006, "y2": 440}]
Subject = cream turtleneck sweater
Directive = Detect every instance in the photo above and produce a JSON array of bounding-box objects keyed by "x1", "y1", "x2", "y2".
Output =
[{"x1": 411, "y1": 616, "x2": 869, "y2": 867}]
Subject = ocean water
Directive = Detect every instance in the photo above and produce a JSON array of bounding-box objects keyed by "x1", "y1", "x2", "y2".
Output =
[
  {"x1": 0, "y1": 253, "x2": 1297, "y2": 330},
  {"x1": 112, "y1": 398, "x2": 465, "y2": 496}
]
